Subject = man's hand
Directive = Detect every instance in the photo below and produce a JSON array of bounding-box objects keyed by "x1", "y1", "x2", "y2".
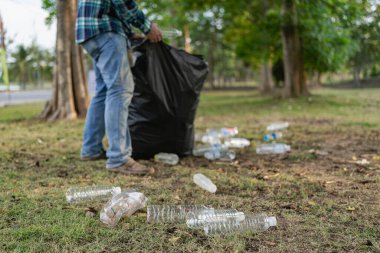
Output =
[{"x1": 147, "y1": 23, "x2": 162, "y2": 43}]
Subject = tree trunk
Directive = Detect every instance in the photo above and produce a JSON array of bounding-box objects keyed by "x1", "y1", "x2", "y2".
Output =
[
  {"x1": 259, "y1": 62, "x2": 273, "y2": 94},
  {"x1": 281, "y1": 0, "x2": 308, "y2": 98},
  {"x1": 353, "y1": 66, "x2": 361, "y2": 87},
  {"x1": 40, "y1": 0, "x2": 89, "y2": 120}
]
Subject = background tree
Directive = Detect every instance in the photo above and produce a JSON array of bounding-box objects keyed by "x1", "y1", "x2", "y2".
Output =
[{"x1": 40, "y1": 0, "x2": 89, "y2": 120}]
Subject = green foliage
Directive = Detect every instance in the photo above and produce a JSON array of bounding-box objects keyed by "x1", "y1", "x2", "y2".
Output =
[
  {"x1": 41, "y1": 0, "x2": 56, "y2": 26},
  {"x1": 8, "y1": 41, "x2": 55, "y2": 87}
]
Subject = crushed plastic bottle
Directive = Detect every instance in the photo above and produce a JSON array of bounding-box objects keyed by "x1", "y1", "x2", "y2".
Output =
[
  {"x1": 266, "y1": 122, "x2": 289, "y2": 131},
  {"x1": 256, "y1": 143, "x2": 290, "y2": 154},
  {"x1": 263, "y1": 132, "x2": 283, "y2": 141},
  {"x1": 66, "y1": 186, "x2": 121, "y2": 204},
  {"x1": 147, "y1": 205, "x2": 213, "y2": 223},
  {"x1": 192, "y1": 144, "x2": 228, "y2": 157},
  {"x1": 154, "y1": 152, "x2": 179, "y2": 165},
  {"x1": 224, "y1": 138, "x2": 250, "y2": 148},
  {"x1": 186, "y1": 209, "x2": 245, "y2": 228},
  {"x1": 204, "y1": 150, "x2": 236, "y2": 161},
  {"x1": 193, "y1": 173, "x2": 217, "y2": 193},
  {"x1": 100, "y1": 191, "x2": 147, "y2": 227},
  {"x1": 203, "y1": 213, "x2": 277, "y2": 235}
]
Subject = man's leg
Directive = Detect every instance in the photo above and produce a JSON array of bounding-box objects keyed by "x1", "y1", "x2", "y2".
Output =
[
  {"x1": 81, "y1": 48, "x2": 107, "y2": 159},
  {"x1": 93, "y1": 33, "x2": 134, "y2": 169}
]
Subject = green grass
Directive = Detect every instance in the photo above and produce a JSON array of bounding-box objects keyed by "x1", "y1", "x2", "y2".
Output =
[{"x1": 0, "y1": 88, "x2": 379, "y2": 252}]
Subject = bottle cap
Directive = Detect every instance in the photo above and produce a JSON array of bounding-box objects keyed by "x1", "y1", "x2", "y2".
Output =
[{"x1": 267, "y1": 216, "x2": 277, "y2": 227}]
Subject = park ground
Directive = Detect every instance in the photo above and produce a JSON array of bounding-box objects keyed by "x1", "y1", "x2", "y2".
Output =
[{"x1": 0, "y1": 87, "x2": 379, "y2": 252}]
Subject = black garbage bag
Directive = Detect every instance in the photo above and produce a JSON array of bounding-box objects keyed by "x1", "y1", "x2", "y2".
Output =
[{"x1": 128, "y1": 41, "x2": 208, "y2": 159}]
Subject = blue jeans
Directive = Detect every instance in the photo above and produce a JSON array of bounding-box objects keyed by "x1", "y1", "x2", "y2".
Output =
[{"x1": 80, "y1": 32, "x2": 134, "y2": 169}]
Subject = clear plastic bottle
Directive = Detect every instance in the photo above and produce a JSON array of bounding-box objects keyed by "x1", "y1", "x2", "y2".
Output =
[
  {"x1": 154, "y1": 152, "x2": 179, "y2": 165},
  {"x1": 66, "y1": 186, "x2": 121, "y2": 204},
  {"x1": 266, "y1": 122, "x2": 289, "y2": 131},
  {"x1": 204, "y1": 150, "x2": 236, "y2": 161},
  {"x1": 192, "y1": 144, "x2": 228, "y2": 156},
  {"x1": 203, "y1": 213, "x2": 277, "y2": 235},
  {"x1": 263, "y1": 132, "x2": 283, "y2": 141},
  {"x1": 224, "y1": 138, "x2": 251, "y2": 148},
  {"x1": 161, "y1": 28, "x2": 183, "y2": 38},
  {"x1": 201, "y1": 127, "x2": 239, "y2": 144},
  {"x1": 147, "y1": 205, "x2": 213, "y2": 223},
  {"x1": 193, "y1": 173, "x2": 217, "y2": 193},
  {"x1": 186, "y1": 209, "x2": 245, "y2": 228},
  {"x1": 256, "y1": 143, "x2": 290, "y2": 154},
  {"x1": 100, "y1": 191, "x2": 147, "y2": 227}
]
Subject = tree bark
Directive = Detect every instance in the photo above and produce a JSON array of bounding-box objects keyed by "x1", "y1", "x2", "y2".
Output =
[
  {"x1": 207, "y1": 26, "x2": 216, "y2": 89},
  {"x1": 259, "y1": 62, "x2": 273, "y2": 94},
  {"x1": 40, "y1": 0, "x2": 89, "y2": 120},
  {"x1": 281, "y1": 0, "x2": 308, "y2": 98},
  {"x1": 353, "y1": 66, "x2": 361, "y2": 87}
]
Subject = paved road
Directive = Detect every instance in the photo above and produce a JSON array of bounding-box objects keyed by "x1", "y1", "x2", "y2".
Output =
[{"x1": 0, "y1": 89, "x2": 52, "y2": 107}]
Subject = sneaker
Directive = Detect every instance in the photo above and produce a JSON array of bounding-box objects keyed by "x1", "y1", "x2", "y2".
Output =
[
  {"x1": 81, "y1": 150, "x2": 107, "y2": 161},
  {"x1": 107, "y1": 158, "x2": 155, "y2": 175}
]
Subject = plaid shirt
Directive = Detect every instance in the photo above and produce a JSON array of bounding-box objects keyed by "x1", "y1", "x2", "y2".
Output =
[{"x1": 76, "y1": 0, "x2": 151, "y2": 44}]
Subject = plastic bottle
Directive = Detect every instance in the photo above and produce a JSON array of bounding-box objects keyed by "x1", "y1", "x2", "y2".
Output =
[
  {"x1": 192, "y1": 144, "x2": 228, "y2": 157},
  {"x1": 256, "y1": 143, "x2": 290, "y2": 154},
  {"x1": 154, "y1": 152, "x2": 179, "y2": 165},
  {"x1": 161, "y1": 28, "x2": 183, "y2": 38},
  {"x1": 201, "y1": 127, "x2": 239, "y2": 144},
  {"x1": 186, "y1": 209, "x2": 245, "y2": 228},
  {"x1": 66, "y1": 186, "x2": 122, "y2": 204},
  {"x1": 100, "y1": 191, "x2": 147, "y2": 227},
  {"x1": 263, "y1": 132, "x2": 283, "y2": 141},
  {"x1": 266, "y1": 122, "x2": 289, "y2": 131},
  {"x1": 193, "y1": 173, "x2": 217, "y2": 193},
  {"x1": 203, "y1": 213, "x2": 277, "y2": 235},
  {"x1": 147, "y1": 205, "x2": 213, "y2": 223},
  {"x1": 204, "y1": 150, "x2": 236, "y2": 161},
  {"x1": 224, "y1": 138, "x2": 251, "y2": 148}
]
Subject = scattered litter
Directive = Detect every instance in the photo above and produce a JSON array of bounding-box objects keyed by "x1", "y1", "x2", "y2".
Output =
[
  {"x1": 100, "y1": 191, "x2": 147, "y2": 227},
  {"x1": 192, "y1": 144, "x2": 228, "y2": 157},
  {"x1": 256, "y1": 143, "x2": 291, "y2": 155},
  {"x1": 203, "y1": 213, "x2": 277, "y2": 235},
  {"x1": 263, "y1": 132, "x2": 283, "y2": 141},
  {"x1": 224, "y1": 138, "x2": 250, "y2": 148},
  {"x1": 66, "y1": 186, "x2": 121, "y2": 204},
  {"x1": 147, "y1": 204, "x2": 277, "y2": 236},
  {"x1": 147, "y1": 205, "x2": 213, "y2": 223},
  {"x1": 154, "y1": 152, "x2": 179, "y2": 165},
  {"x1": 186, "y1": 209, "x2": 245, "y2": 229},
  {"x1": 355, "y1": 159, "x2": 370, "y2": 165},
  {"x1": 266, "y1": 122, "x2": 289, "y2": 131},
  {"x1": 193, "y1": 173, "x2": 217, "y2": 193},
  {"x1": 204, "y1": 150, "x2": 236, "y2": 161}
]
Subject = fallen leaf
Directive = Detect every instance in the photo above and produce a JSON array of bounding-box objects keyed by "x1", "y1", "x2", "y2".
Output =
[
  {"x1": 169, "y1": 236, "x2": 181, "y2": 244},
  {"x1": 37, "y1": 138, "x2": 44, "y2": 144},
  {"x1": 372, "y1": 155, "x2": 380, "y2": 161},
  {"x1": 346, "y1": 206, "x2": 356, "y2": 211},
  {"x1": 352, "y1": 156, "x2": 357, "y2": 161},
  {"x1": 308, "y1": 201, "x2": 317, "y2": 206}
]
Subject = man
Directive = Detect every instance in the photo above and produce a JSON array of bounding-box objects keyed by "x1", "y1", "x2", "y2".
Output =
[{"x1": 76, "y1": 0, "x2": 162, "y2": 175}]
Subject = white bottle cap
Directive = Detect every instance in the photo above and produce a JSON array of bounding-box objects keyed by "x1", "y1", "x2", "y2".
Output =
[
  {"x1": 112, "y1": 187, "x2": 122, "y2": 195},
  {"x1": 267, "y1": 216, "x2": 277, "y2": 227}
]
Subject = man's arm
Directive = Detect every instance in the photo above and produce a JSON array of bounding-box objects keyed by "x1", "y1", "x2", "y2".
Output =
[{"x1": 112, "y1": 0, "x2": 151, "y2": 34}]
